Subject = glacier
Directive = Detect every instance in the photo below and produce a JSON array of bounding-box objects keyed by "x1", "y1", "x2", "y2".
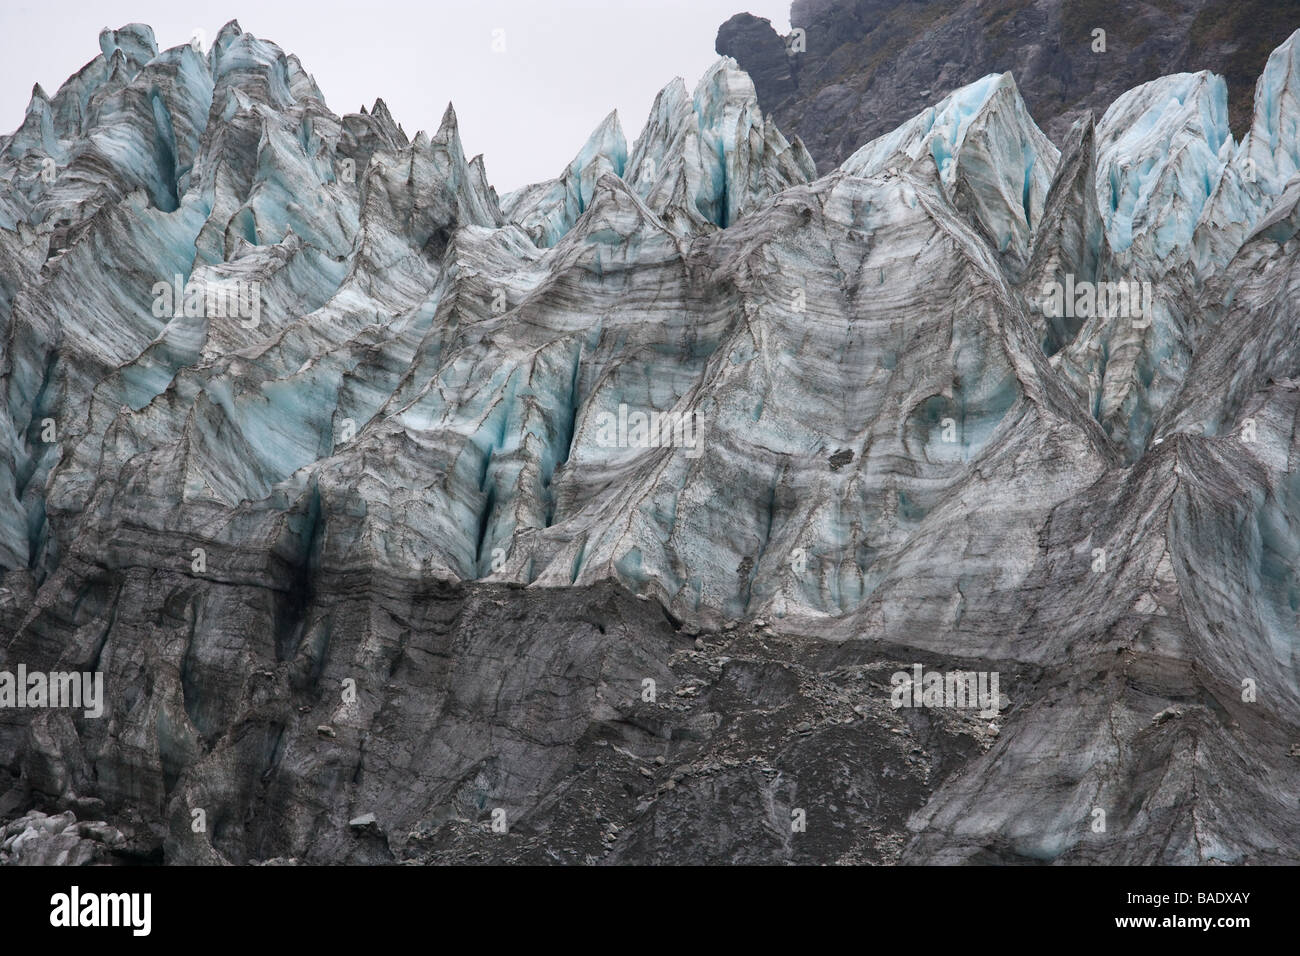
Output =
[{"x1": 0, "y1": 19, "x2": 1299, "y2": 864}]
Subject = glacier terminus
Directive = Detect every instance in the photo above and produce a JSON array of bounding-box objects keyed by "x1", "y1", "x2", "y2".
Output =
[{"x1": 0, "y1": 19, "x2": 1299, "y2": 865}]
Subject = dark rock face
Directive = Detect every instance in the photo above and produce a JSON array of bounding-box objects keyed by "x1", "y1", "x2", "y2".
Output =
[
  {"x1": 717, "y1": 0, "x2": 1300, "y2": 172},
  {"x1": 716, "y1": 13, "x2": 800, "y2": 106},
  {"x1": 0, "y1": 569, "x2": 1014, "y2": 864}
]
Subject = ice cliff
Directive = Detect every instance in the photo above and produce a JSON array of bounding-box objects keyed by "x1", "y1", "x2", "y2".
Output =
[{"x1": 1, "y1": 20, "x2": 1300, "y2": 864}]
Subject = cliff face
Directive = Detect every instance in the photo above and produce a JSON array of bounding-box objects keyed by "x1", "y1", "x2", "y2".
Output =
[
  {"x1": 3, "y1": 17, "x2": 1300, "y2": 865},
  {"x1": 718, "y1": 0, "x2": 1300, "y2": 172}
]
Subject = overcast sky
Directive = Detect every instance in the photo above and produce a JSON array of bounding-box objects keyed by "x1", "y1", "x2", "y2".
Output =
[{"x1": 0, "y1": 0, "x2": 790, "y2": 192}]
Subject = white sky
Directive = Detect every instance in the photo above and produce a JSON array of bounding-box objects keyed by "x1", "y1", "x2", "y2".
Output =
[{"x1": 0, "y1": 0, "x2": 790, "y2": 192}]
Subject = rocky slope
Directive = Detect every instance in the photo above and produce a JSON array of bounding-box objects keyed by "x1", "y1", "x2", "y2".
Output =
[
  {"x1": 1, "y1": 21, "x2": 1300, "y2": 864},
  {"x1": 718, "y1": 0, "x2": 1300, "y2": 172}
]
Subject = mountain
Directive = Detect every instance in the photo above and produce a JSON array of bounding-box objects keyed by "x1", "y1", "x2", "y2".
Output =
[
  {"x1": 1, "y1": 19, "x2": 1300, "y2": 864},
  {"x1": 717, "y1": 0, "x2": 1300, "y2": 173}
]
